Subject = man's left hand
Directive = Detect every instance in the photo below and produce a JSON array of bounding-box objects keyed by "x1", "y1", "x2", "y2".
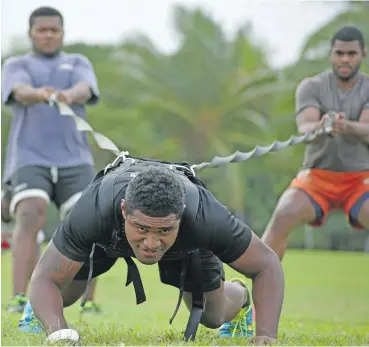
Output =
[{"x1": 55, "y1": 91, "x2": 73, "y2": 105}]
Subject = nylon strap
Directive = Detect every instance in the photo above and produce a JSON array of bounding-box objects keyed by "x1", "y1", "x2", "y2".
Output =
[
  {"x1": 191, "y1": 112, "x2": 335, "y2": 171},
  {"x1": 49, "y1": 96, "x2": 121, "y2": 156},
  {"x1": 49, "y1": 96, "x2": 335, "y2": 172}
]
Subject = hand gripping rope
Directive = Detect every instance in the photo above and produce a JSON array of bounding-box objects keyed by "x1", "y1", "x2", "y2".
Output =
[{"x1": 48, "y1": 94, "x2": 335, "y2": 172}]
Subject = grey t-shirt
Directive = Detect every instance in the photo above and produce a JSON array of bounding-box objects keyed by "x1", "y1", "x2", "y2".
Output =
[
  {"x1": 296, "y1": 70, "x2": 369, "y2": 172},
  {"x1": 1, "y1": 52, "x2": 100, "y2": 182}
]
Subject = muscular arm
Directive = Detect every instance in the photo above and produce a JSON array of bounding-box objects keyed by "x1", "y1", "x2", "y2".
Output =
[
  {"x1": 12, "y1": 84, "x2": 48, "y2": 105},
  {"x1": 229, "y1": 233, "x2": 284, "y2": 339},
  {"x1": 63, "y1": 55, "x2": 99, "y2": 105},
  {"x1": 345, "y1": 108, "x2": 369, "y2": 143},
  {"x1": 296, "y1": 107, "x2": 322, "y2": 134},
  {"x1": 63, "y1": 81, "x2": 92, "y2": 104},
  {"x1": 196, "y1": 187, "x2": 284, "y2": 339},
  {"x1": 29, "y1": 181, "x2": 102, "y2": 333},
  {"x1": 30, "y1": 240, "x2": 83, "y2": 333},
  {"x1": 294, "y1": 78, "x2": 324, "y2": 134},
  {"x1": 1, "y1": 57, "x2": 51, "y2": 105}
]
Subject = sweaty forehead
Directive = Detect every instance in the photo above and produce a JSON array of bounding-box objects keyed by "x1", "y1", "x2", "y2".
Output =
[
  {"x1": 332, "y1": 40, "x2": 361, "y2": 52},
  {"x1": 32, "y1": 16, "x2": 62, "y2": 29}
]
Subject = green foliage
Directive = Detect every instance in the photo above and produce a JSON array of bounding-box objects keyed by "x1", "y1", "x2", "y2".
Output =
[{"x1": 2, "y1": 3, "x2": 368, "y2": 248}]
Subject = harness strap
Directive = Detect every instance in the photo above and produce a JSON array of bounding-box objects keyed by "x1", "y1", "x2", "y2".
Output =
[
  {"x1": 169, "y1": 257, "x2": 189, "y2": 325},
  {"x1": 124, "y1": 257, "x2": 146, "y2": 304},
  {"x1": 184, "y1": 249, "x2": 204, "y2": 342},
  {"x1": 167, "y1": 178, "x2": 204, "y2": 341},
  {"x1": 80, "y1": 243, "x2": 96, "y2": 307},
  {"x1": 94, "y1": 157, "x2": 204, "y2": 340}
]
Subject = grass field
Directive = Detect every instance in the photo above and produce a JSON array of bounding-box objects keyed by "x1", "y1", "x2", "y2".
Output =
[{"x1": 1, "y1": 249, "x2": 369, "y2": 346}]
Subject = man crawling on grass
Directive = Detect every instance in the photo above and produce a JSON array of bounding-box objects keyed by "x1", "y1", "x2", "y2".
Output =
[{"x1": 26, "y1": 156, "x2": 284, "y2": 345}]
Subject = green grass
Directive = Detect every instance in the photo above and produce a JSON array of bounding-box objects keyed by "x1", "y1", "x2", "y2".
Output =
[{"x1": 1, "y1": 249, "x2": 369, "y2": 345}]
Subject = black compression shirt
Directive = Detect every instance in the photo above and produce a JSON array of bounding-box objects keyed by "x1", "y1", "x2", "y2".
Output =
[{"x1": 52, "y1": 170, "x2": 252, "y2": 264}]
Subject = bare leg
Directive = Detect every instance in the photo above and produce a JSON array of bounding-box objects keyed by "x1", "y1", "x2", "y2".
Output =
[
  {"x1": 62, "y1": 280, "x2": 89, "y2": 308},
  {"x1": 34, "y1": 241, "x2": 41, "y2": 270},
  {"x1": 12, "y1": 198, "x2": 47, "y2": 295},
  {"x1": 261, "y1": 188, "x2": 317, "y2": 260},
  {"x1": 183, "y1": 280, "x2": 246, "y2": 329}
]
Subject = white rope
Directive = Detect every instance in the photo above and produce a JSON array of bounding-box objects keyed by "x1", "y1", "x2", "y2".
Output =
[
  {"x1": 49, "y1": 94, "x2": 123, "y2": 157},
  {"x1": 49, "y1": 95, "x2": 334, "y2": 172},
  {"x1": 191, "y1": 116, "x2": 334, "y2": 171}
]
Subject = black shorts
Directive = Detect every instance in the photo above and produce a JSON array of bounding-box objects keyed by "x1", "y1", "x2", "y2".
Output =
[
  {"x1": 73, "y1": 246, "x2": 225, "y2": 293},
  {"x1": 8, "y1": 165, "x2": 95, "y2": 219}
]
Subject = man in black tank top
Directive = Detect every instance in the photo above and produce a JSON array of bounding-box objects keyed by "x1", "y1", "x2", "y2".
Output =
[{"x1": 26, "y1": 156, "x2": 284, "y2": 345}]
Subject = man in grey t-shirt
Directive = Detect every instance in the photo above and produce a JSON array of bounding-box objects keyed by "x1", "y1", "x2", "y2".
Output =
[
  {"x1": 262, "y1": 26, "x2": 369, "y2": 260},
  {"x1": 1, "y1": 7, "x2": 101, "y2": 315}
]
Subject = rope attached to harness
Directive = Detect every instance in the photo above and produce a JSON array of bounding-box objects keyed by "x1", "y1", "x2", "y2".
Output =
[
  {"x1": 191, "y1": 112, "x2": 335, "y2": 171},
  {"x1": 49, "y1": 95, "x2": 121, "y2": 156},
  {"x1": 48, "y1": 96, "x2": 335, "y2": 173}
]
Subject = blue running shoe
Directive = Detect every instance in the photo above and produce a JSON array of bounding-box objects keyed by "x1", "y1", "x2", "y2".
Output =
[
  {"x1": 219, "y1": 278, "x2": 254, "y2": 338},
  {"x1": 18, "y1": 300, "x2": 43, "y2": 333}
]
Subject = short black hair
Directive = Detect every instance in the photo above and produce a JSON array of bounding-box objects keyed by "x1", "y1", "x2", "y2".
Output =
[
  {"x1": 29, "y1": 7, "x2": 63, "y2": 29},
  {"x1": 331, "y1": 26, "x2": 365, "y2": 50},
  {"x1": 125, "y1": 167, "x2": 186, "y2": 218}
]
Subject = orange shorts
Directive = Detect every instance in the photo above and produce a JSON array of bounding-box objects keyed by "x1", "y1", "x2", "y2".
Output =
[{"x1": 289, "y1": 169, "x2": 369, "y2": 229}]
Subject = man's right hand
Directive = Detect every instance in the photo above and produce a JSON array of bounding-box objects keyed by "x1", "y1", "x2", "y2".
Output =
[
  {"x1": 35, "y1": 87, "x2": 56, "y2": 103},
  {"x1": 318, "y1": 113, "x2": 332, "y2": 128},
  {"x1": 13, "y1": 85, "x2": 56, "y2": 105},
  {"x1": 317, "y1": 112, "x2": 337, "y2": 135},
  {"x1": 30, "y1": 240, "x2": 83, "y2": 334}
]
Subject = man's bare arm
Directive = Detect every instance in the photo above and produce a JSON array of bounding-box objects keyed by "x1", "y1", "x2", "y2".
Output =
[
  {"x1": 59, "y1": 81, "x2": 92, "y2": 104},
  {"x1": 12, "y1": 84, "x2": 55, "y2": 105},
  {"x1": 296, "y1": 107, "x2": 325, "y2": 134},
  {"x1": 345, "y1": 108, "x2": 369, "y2": 143},
  {"x1": 29, "y1": 240, "x2": 83, "y2": 334},
  {"x1": 229, "y1": 233, "x2": 284, "y2": 340}
]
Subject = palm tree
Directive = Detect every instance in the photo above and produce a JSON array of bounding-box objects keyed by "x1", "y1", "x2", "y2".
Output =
[{"x1": 108, "y1": 5, "x2": 295, "y2": 214}]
